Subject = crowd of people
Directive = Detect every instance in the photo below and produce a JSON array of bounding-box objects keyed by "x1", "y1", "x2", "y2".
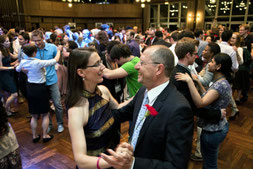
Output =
[{"x1": 0, "y1": 22, "x2": 253, "y2": 169}]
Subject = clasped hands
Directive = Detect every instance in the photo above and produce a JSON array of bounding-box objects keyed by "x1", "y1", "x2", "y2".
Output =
[{"x1": 101, "y1": 142, "x2": 134, "y2": 169}]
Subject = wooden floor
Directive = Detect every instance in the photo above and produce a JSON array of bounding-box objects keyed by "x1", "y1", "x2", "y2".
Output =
[{"x1": 8, "y1": 89, "x2": 253, "y2": 169}]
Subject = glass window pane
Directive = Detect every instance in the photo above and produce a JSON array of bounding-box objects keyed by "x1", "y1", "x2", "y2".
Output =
[
  {"x1": 231, "y1": 17, "x2": 245, "y2": 21},
  {"x1": 170, "y1": 19, "x2": 178, "y2": 22},
  {"x1": 205, "y1": 0, "x2": 216, "y2": 17},
  {"x1": 218, "y1": 0, "x2": 232, "y2": 16},
  {"x1": 181, "y1": 3, "x2": 188, "y2": 18},
  {"x1": 160, "y1": 19, "x2": 168, "y2": 23},
  {"x1": 232, "y1": 0, "x2": 246, "y2": 15},
  {"x1": 170, "y1": 3, "x2": 179, "y2": 17},
  {"x1": 205, "y1": 17, "x2": 214, "y2": 22},
  {"x1": 248, "y1": 1, "x2": 253, "y2": 15},
  {"x1": 160, "y1": 4, "x2": 168, "y2": 18},
  {"x1": 217, "y1": 17, "x2": 229, "y2": 21},
  {"x1": 151, "y1": 5, "x2": 158, "y2": 19},
  {"x1": 230, "y1": 24, "x2": 241, "y2": 32}
]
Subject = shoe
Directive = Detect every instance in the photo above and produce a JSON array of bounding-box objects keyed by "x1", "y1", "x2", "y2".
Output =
[
  {"x1": 47, "y1": 126, "x2": 52, "y2": 133},
  {"x1": 43, "y1": 135, "x2": 54, "y2": 143},
  {"x1": 57, "y1": 125, "x2": 64, "y2": 133},
  {"x1": 190, "y1": 154, "x2": 203, "y2": 162},
  {"x1": 33, "y1": 135, "x2": 41, "y2": 143},
  {"x1": 229, "y1": 111, "x2": 240, "y2": 121}
]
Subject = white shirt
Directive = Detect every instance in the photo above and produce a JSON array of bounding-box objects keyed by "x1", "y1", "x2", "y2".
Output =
[
  {"x1": 131, "y1": 80, "x2": 170, "y2": 169},
  {"x1": 16, "y1": 57, "x2": 56, "y2": 84},
  {"x1": 218, "y1": 41, "x2": 239, "y2": 71},
  {"x1": 169, "y1": 43, "x2": 178, "y2": 66},
  {"x1": 12, "y1": 38, "x2": 21, "y2": 55}
]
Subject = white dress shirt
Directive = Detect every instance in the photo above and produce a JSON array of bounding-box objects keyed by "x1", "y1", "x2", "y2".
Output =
[
  {"x1": 218, "y1": 41, "x2": 239, "y2": 71},
  {"x1": 169, "y1": 43, "x2": 179, "y2": 66},
  {"x1": 16, "y1": 57, "x2": 56, "y2": 84}
]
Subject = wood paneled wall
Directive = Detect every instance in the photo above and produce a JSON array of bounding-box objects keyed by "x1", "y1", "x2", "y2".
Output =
[{"x1": 21, "y1": 0, "x2": 143, "y2": 31}]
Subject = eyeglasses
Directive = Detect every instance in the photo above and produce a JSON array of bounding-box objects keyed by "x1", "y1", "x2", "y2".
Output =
[
  {"x1": 139, "y1": 60, "x2": 161, "y2": 66},
  {"x1": 86, "y1": 60, "x2": 103, "y2": 68}
]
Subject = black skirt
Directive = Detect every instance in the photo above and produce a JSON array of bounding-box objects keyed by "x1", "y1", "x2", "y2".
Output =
[
  {"x1": 26, "y1": 82, "x2": 50, "y2": 114},
  {"x1": 233, "y1": 70, "x2": 250, "y2": 90}
]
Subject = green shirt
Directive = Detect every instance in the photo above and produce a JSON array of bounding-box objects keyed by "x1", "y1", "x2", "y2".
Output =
[{"x1": 121, "y1": 57, "x2": 142, "y2": 97}]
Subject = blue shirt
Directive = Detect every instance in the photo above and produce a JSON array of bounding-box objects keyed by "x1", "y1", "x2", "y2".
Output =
[{"x1": 35, "y1": 43, "x2": 58, "y2": 86}]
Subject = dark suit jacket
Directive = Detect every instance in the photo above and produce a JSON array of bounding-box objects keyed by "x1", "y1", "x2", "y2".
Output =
[
  {"x1": 170, "y1": 64, "x2": 221, "y2": 121},
  {"x1": 113, "y1": 83, "x2": 193, "y2": 169}
]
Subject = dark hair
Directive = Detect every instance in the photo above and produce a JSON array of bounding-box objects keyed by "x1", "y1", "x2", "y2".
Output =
[
  {"x1": 129, "y1": 31, "x2": 135, "y2": 37},
  {"x1": 175, "y1": 37, "x2": 196, "y2": 60},
  {"x1": 214, "y1": 53, "x2": 233, "y2": 81},
  {"x1": 150, "y1": 46, "x2": 174, "y2": 77},
  {"x1": 0, "y1": 98, "x2": 8, "y2": 138},
  {"x1": 15, "y1": 27, "x2": 23, "y2": 34},
  {"x1": 68, "y1": 40, "x2": 78, "y2": 50},
  {"x1": 110, "y1": 44, "x2": 131, "y2": 60},
  {"x1": 170, "y1": 31, "x2": 180, "y2": 42},
  {"x1": 97, "y1": 31, "x2": 109, "y2": 46},
  {"x1": 66, "y1": 48, "x2": 97, "y2": 108},
  {"x1": 155, "y1": 31, "x2": 163, "y2": 38},
  {"x1": 208, "y1": 42, "x2": 221, "y2": 56},
  {"x1": 19, "y1": 32, "x2": 30, "y2": 42},
  {"x1": 194, "y1": 30, "x2": 203, "y2": 38},
  {"x1": 50, "y1": 33, "x2": 57, "y2": 43},
  {"x1": 221, "y1": 30, "x2": 233, "y2": 42},
  {"x1": 22, "y1": 44, "x2": 37, "y2": 57},
  {"x1": 153, "y1": 39, "x2": 171, "y2": 48},
  {"x1": 179, "y1": 30, "x2": 195, "y2": 40},
  {"x1": 0, "y1": 35, "x2": 10, "y2": 57},
  {"x1": 106, "y1": 40, "x2": 121, "y2": 55}
]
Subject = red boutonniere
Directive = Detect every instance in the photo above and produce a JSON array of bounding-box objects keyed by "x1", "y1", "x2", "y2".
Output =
[
  {"x1": 214, "y1": 34, "x2": 218, "y2": 38},
  {"x1": 144, "y1": 104, "x2": 158, "y2": 117}
]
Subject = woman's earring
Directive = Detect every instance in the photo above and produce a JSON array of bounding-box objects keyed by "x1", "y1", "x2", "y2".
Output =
[{"x1": 82, "y1": 77, "x2": 85, "y2": 81}]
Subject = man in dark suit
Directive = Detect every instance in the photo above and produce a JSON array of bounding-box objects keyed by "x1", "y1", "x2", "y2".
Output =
[{"x1": 101, "y1": 45, "x2": 194, "y2": 169}]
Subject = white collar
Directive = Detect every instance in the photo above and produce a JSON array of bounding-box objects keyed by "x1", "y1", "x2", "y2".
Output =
[{"x1": 146, "y1": 80, "x2": 170, "y2": 106}]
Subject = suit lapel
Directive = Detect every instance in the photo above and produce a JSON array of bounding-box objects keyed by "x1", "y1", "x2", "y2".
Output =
[{"x1": 135, "y1": 83, "x2": 172, "y2": 149}]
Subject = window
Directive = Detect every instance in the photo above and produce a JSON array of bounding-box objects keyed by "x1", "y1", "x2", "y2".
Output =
[
  {"x1": 205, "y1": 0, "x2": 216, "y2": 17},
  {"x1": 218, "y1": 0, "x2": 232, "y2": 16},
  {"x1": 232, "y1": 0, "x2": 247, "y2": 15},
  {"x1": 170, "y1": 3, "x2": 179, "y2": 17}
]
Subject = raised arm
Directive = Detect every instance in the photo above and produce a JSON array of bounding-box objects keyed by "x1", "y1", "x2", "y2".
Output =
[
  {"x1": 103, "y1": 67, "x2": 128, "y2": 80},
  {"x1": 176, "y1": 72, "x2": 219, "y2": 108}
]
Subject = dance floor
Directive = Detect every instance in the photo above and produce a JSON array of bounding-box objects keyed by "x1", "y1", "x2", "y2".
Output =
[{"x1": 8, "y1": 89, "x2": 253, "y2": 169}]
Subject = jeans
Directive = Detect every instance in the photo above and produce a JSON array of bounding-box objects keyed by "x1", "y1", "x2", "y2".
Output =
[
  {"x1": 47, "y1": 82, "x2": 63, "y2": 126},
  {"x1": 200, "y1": 123, "x2": 229, "y2": 169}
]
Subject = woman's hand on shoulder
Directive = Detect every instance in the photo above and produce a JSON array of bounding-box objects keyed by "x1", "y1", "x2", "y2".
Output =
[{"x1": 175, "y1": 73, "x2": 192, "y2": 83}]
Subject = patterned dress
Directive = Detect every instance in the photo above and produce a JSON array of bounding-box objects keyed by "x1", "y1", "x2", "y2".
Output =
[{"x1": 83, "y1": 88, "x2": 120, "y2": 156}]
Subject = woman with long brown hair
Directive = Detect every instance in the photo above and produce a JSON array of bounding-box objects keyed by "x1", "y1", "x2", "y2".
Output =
[
  {"x1": 66, "y1": 48, "x2": 129, "y2": 169},
  {"x1": 0, "y1": 35, "x2": 18, "y2": 116}
]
